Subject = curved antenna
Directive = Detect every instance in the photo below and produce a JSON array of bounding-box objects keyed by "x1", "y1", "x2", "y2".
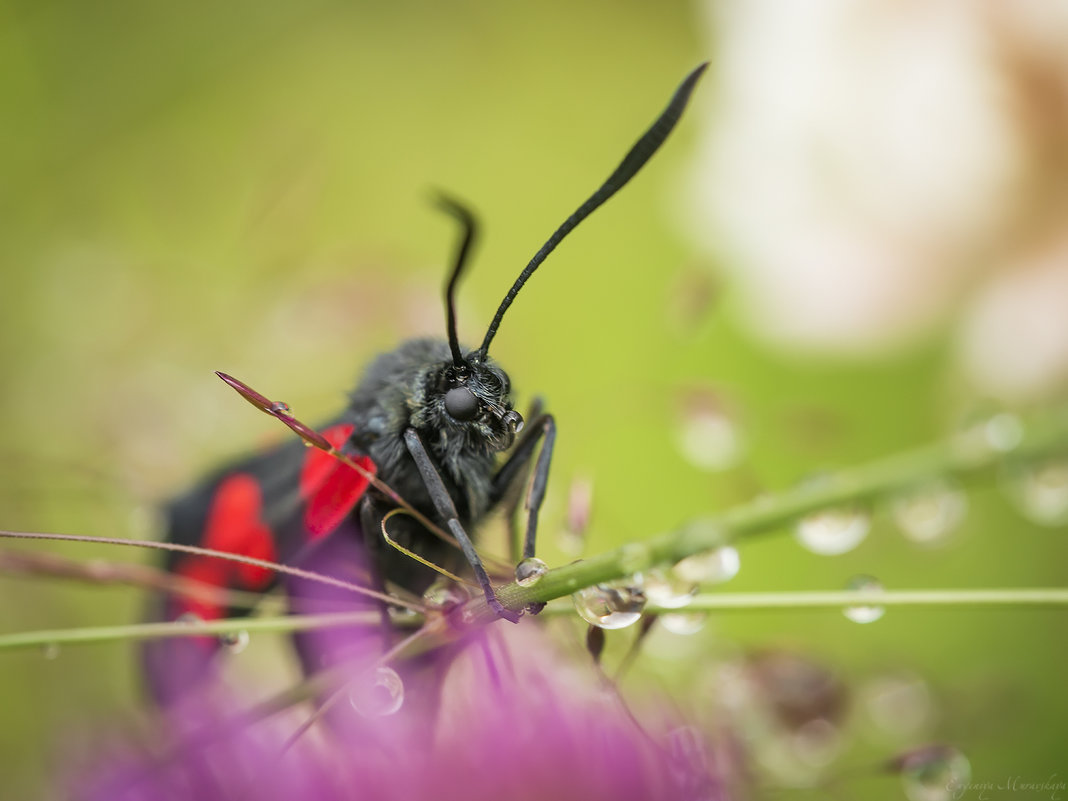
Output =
[
  {"x1": 433, "y1": 193, "x2": 479, "y2": 368},
  {"x1": 479, "y1": 62, "x2": 709, "y2": 357}
]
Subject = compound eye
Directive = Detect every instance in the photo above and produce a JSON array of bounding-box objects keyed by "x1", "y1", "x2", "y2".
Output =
[{"x1": 444, "y1": 386, "x2": 479, "y2": 421}]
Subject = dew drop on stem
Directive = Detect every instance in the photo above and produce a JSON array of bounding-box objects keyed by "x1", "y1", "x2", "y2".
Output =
[
  {"x1": 843, "y1": 575, "x2": 885, "y2": 624},
  {"x1": 795, "y1": 505, "x2": 871, "y2": 556},
  {"x1": 572, "y1": 582, "x2": 646, "y2": 630}
]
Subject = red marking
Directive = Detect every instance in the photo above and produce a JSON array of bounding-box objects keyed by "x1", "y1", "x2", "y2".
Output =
[
  {"x1": 299, "y1": 423, "x2": 375, "y2": 539},
  {"x1": 173, "y1": 473, "x2": 278, "y2": 621}
]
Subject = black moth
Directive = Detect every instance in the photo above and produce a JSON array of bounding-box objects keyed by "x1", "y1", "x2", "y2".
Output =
[{"x1": 144, "y1": 64, "x2": 707, "y2": 704}]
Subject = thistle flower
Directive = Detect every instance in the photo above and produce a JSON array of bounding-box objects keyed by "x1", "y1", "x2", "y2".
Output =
[{"x1": 74, "y1": 623, "x2": 731, "y2": 801}]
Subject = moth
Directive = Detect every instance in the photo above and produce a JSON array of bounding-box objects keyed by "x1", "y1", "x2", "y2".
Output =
[{"x1": 144, "y1": 64, "x2": 707, "y2": 703}]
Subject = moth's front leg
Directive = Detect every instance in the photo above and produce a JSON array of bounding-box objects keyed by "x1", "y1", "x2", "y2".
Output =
[
  {"x1": 490, "y1": 411, "x2": 556, "y2": 564},
  {"x1": 402, "y1": 427, "x2": 520, "y2": 623}
]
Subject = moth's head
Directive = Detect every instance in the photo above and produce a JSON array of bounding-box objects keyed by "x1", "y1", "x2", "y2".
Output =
[{"x1": 430, "y1": 351, "x2": 522, "y2": 452}]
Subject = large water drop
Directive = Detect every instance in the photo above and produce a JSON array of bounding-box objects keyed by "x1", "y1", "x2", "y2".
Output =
[
  {"x1": 795, "y1": 506, "x2": 871, "y2": 555},
  {"x1": 514, "y1": 557, "x2": 548, "y2": 587},
  {"x1": 659, "y1": 611, "x2": 708, "y2": 636},
  {"x1": 1006, "y1": 458, "x2": 1068, "y2": 526},
  {"x1": 842, "y1": 575, "x2": 885, "y2": 624},
  {"x1": 673, "y1": 545, "x2": 741, "y2": 585},
  {"x1": 219, "y1": 629, "x2": 250, "y2": 654},
  {"x1": 349, "y1": 666, "x2": 405, "y2": 718},
  {"x1": 572, "y1": 582, "x2": 646, "y2": 630},
  {"x1": 892, "y1": 479, "x2": 967, "y2": 547},
  {"x1": 896, "y1": 745, "x2": 971, "y2": 801}
]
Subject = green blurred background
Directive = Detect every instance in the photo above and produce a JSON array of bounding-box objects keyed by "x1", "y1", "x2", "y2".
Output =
[{"x1": 1, "y1": 2, "x2": 1064, "y2": 798}]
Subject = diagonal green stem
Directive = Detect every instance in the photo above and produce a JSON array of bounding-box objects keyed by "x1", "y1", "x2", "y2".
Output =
[{"x1": 475, "y1": 406, "x2": 1068, "y2": 622}]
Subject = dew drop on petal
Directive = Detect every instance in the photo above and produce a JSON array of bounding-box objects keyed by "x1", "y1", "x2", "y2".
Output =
[
  {"x1": 1005, "y1": 457, "x2": 1068, "y2": 526},
  {"x1": 659, "y1": 611, "x2": 708, "y2": 635},
  {"x1": 41, "y1": 642, "x2": 61, "y2": 660},
  {"x1": 896, "y1": 746, "x2": 971, "y2": 801},
  {"x1": 572, "y1": 582, "x2": 646, "y2": 629},
  {"x1": 349, "y1": 666, "x2": 404, "y2": 718},
  {"x1": 892, "y1": 480, "x2": 967, "y2": 547},
  {"x1": 643, "y1": 567, "x2": 698, "y2": 609},
  {"x1": 795, "y1": 506, "x2": 870, "y2": 555},
  {"x1": 843, "y1": 575, "x2": 885, "y2": 624},
  {"x1": 514, "y1": 557, "x2": 548, "y2": 587},
  {"x1": 673, "y1": 545, "x2": 741, "y2": 585},
  {"x1": 219, "y1": 629, "x2": 250, "y2": 654}
]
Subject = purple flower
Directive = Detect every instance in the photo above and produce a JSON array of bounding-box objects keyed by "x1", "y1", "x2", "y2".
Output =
[{"x1": 73, "y1": 623, "x2": 730, "y2": 801}]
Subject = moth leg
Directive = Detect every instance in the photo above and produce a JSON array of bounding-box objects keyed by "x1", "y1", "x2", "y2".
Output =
[
  {"x1": 490, "y1": 412, "x2": 556, "y2": 561},
  {"x1": 493, "y1": 398, "x2": 545, "y2": 560},
  {"x1": 402, "y1": 427, "x2": 520, "y2": 623}
]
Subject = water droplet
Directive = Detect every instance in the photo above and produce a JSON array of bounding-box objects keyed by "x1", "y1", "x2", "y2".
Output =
[
  {"x1": 422, "y1": 582, "x2": 470, "y2": 611},
  {"x1": 503, "y1": 410, "x2": 524, "y2": 433},
  {"x1": 896, "y1": 745, "x2": 971, "y2": 801},
  {"x1": 349, "y1": 666, "x2": 404, "y2": 718},
  {"x1": 659, "y1": 611, "x2": 707, "y2": 635},
  {"x1": 675, "y1": 391, "x2": 742, "y2": 472},
  {"x1": 643, "y1": 567, "x2": 698, "y2": 609},
  {"x1": 673, "y1": 545, "x2": 740, "y2": 585},
  {"x1": 41, "y1": 642, "x2": 61, "y2": 660},
  {"x1": 269, "y1": 401, "x2": 291, "y2": 414},
  {"x1": 843, "y1": 575, "x2": 885, "y2": 624},
  {"x1": 175, "y1": 612, "x2": 203, "y2": 626},
  {"x1": 514, "y1": 557, "x2": 548, "y2": 587},
  {"x1": 892, "y1": 480, "x2": 967, "y2": 547},
  {"x1": 219, "y1": 629, "x2": 250, "y2": 654},
  {"x1": 795, "y1": 506, "x2": 870, "y2": 555},
  {"x1": 1005, "y1": 457, "x2": 1068, "y2": 526},
  {"x1": 572, "y1": 582, "x2": 646, "y2": 629}
]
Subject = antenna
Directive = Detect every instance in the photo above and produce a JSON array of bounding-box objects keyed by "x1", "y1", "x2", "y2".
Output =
[
  {"x1": 478, "y1": 62, "x2": 708, "y2": 357},
  {"x1": 434, "y1": 193, "x2": 479, "y2": 368}
]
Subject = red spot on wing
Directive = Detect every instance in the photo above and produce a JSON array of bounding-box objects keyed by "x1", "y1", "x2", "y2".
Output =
[
  {"x1": 299, "y1": 423, "x2": 375, "y2": 539},
  {"x1": 173, "y1": 472, "x2": 278, "y2": 621}
]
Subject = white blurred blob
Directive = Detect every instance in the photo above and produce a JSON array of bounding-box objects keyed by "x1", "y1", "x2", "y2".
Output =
[
  {"x1": 961, "y1": 243, "x2": 1068, "y2": 401},
  {"x1": 675, "y1": 389, "x2": 743, "y2": 472},
  {"x1": 860, "y1": 671, "x2": 934, "y2": 739},
  {"x1": 690, "y1": 0, "x2": 1068, "y2": 402}
]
